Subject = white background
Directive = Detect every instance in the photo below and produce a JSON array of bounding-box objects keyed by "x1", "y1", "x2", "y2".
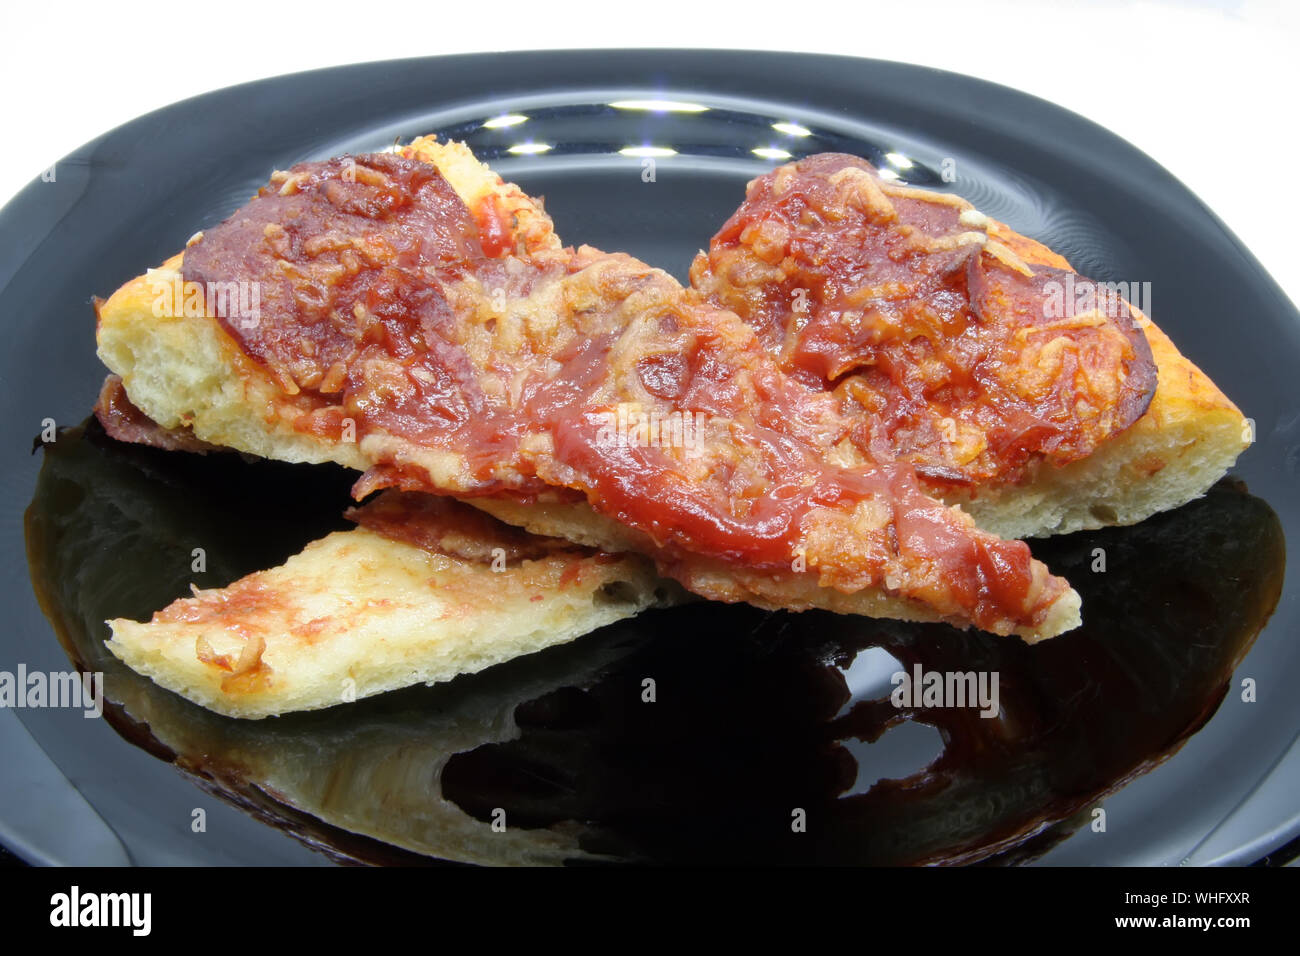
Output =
[{"x1": 3, "y1": 0, "x2": 1297, "y2": 308}]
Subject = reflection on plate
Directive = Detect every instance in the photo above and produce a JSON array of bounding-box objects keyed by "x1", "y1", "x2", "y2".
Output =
[{"x1": 25, "y1": 422, "x2": 1284, "y2": 865}]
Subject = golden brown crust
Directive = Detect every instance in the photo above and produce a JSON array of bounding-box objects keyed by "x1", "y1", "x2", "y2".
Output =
[{"x1": 950, "y1": 220, "x2": 1251, "y2": 538}]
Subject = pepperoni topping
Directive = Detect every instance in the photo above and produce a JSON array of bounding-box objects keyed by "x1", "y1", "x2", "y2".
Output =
[{"x1": 691, "y1": 153, "x2": 1157, "y2": 486}]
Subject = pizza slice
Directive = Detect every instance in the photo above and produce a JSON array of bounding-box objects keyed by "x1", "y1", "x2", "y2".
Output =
[
  {"x1": 104, "y1": 488, "x2": 668, "y2": 719},
  {"x1": 95, "y1": 139, "x2": 1081, "y2": 641},
  {"x1": 689, "y1": 153, "x2": 1250, "y2": 540}
]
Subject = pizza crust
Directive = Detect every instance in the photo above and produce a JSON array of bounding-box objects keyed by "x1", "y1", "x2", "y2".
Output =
[
  {"x1": 106, "y1": 522, "x2": 667, "y2": 719},
  {"x1": 949, "y1": 224, "x2": 1250, "y2": 539}
]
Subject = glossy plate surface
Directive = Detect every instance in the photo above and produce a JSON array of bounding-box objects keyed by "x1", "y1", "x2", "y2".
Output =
[{"x1": 1, "y1": 50, "x2": 1297, "y2": 865}]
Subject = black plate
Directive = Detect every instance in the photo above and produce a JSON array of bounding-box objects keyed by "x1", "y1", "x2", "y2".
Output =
[{"x1": 2, "y1": 50, "x2": 1297, "y2": 866}]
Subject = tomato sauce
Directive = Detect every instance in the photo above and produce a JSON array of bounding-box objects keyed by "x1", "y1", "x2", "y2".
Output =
[{"x1": 691, "y1": 153, "x2": 1157, "y2": 487}]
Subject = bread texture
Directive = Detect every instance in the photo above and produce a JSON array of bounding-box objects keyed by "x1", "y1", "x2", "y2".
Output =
[
  {"x1": 106, "y1": 512, "x2": 667, "y2": 719},
  {"x1": 97, "y1": 251, "x2": 368, "y2": 470}
]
